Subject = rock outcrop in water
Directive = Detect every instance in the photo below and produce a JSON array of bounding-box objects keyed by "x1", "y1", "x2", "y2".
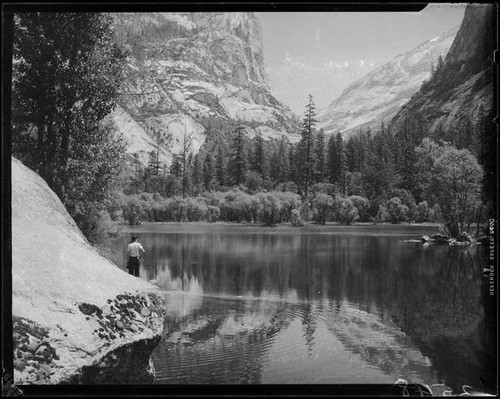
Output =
[{"x1": 11, "y1": 157, "x2": 166, "y2": 384}]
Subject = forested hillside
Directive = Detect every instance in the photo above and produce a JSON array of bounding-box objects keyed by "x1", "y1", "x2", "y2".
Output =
[
  {"x1": 11, "y1": 8, "x2": 496, "y2": 242},
  {"x1": 114, "y1": 5, "x2": 495, "y2": 239}
]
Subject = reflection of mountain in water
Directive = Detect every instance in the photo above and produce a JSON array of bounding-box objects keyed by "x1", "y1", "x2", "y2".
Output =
[
  {"x1": 115, "y1": 228, "x2": 489, "y2": 389},
  {"x1": 152, "y1": 296, "x2": 294, "y2": 383},
  {"x1": 152, "y1": 292, "x2": 437, "y2": 384},
  {"x1": 322, "y1": 302, "x2": 433, "y2": 380}
]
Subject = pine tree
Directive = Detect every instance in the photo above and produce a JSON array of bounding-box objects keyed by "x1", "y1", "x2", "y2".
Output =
[
  {"x1": 326, "y1": 134, "x2": 338, "y2": 184},
  {"x1": 289, "y1": 144, "x2": 300, "y2": 188},
  {"x1": 192, "y1": 153, "x2": 203, "y2": 194},
  {"x1": 203, "y1": 153, "x2": 216, "y2": 191},
  {"x1": 147, "y1": 150, "x2": 160, "y2": 177},
  {"x1": 169, "y1": 154, "x2": 183, "y2": 186},
  {"x1": 435, "y1": 54, "x2": 445, "y2": 80},
  {"x1": 299, "y1": 95, "x2": 318, "y2": 205},
  {"x1": 336, "y1": 133, "x2": 348, "y2": 195},
  {"x1": 273, "y1": 135, "x2": 291, "y2": 184},
  {"x1": 215, "y1": 145, "x2": 228, "y2": 188},
  {"x1": 253, "y1": 132, "x2": 270, "y2": 180},
  {"x1": 378, "y1": 125, "x2": 400, "y2": 194},
  {"x1": 379, "y1": 122, "x2": 395, "y2": 166},
  {"x1": 314, "y1": 128, "x2": 327, "y2": 183},
  {"x1": 253, "y1": 133, "x2": 265, "y2": 174},
  {"x1": 361, "y1": 130, "x2": 397, "y2": 202},
  {"x1": 345, "y1": 136, "x2": 357, "y2": 172},
  {"x1": 146, "y1": 124, "x2": 164, "y2": 176},
  {"x1": 396, "y1": 113, "x2": 417, "y2": 196},
  {"x1": 228, "y1": 125, "x2": 248, "y2": 186}
]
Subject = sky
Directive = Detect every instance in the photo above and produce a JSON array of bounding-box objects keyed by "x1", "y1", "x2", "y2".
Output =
[{"x1": 256, "y1": 4, "x2": 467, "y2": 115}]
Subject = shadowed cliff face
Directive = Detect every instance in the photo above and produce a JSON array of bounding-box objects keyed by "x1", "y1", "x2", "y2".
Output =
[
  {"x1": 112, "y1": 12, "x2": 300, "y2": 167},
  {"x1": 11, "y1": 157, "x2": 166, "y2": 384},
  {"x1": 389, "y1": 4, "x2": 496, "y2": 136}
]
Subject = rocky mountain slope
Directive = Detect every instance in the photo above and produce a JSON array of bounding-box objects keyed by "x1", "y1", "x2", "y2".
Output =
[
  {"x1": 11, "y1": 156, "x2": 165, "y2": 384},
  {"x1": 112, "y1": 12, "x2": 300, "y2": 167},
  {"x1": 318, "y1": 26, "x2": 459, "y2": 137},
  {"x1": 389, "y1": 4, "x2": 496, "y2": 136}
]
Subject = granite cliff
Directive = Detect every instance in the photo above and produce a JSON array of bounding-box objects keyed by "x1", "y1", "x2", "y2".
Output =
[
  {"x1": 112, "y1": 12, "x2": 300, "y2": 167},
  {"x1": 389, "y1": 4, "x2": 496, "y2": 137}
]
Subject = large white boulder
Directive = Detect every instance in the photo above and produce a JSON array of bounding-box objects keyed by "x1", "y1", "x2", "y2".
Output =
[{"x1": 11, "y1": 157, "x2": 166, "y2": 384}]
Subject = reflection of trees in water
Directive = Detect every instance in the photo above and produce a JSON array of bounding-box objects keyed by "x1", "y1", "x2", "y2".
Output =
[
  {"x1": 144, "y1": 231, "x2": 487, "y2": 388},
  {"x1": 147, "y1": 234, "x2": 484, "y2": 341},
  {"x1": 153, "y1": 297, "x2": 296, "y2": 384},
  {"x1": 397, "y1": 246, "x2": 482, "y2": 339},
  {"x1": 301, "y1": 304, "x2": 317, "y2": 356},
  {"x1": 386, "y1": 245, "x2": 487, "y2": 392}
]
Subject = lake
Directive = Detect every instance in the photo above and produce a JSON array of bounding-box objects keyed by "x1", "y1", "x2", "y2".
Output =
[{"x1": 112, "y1": 223, "x2": 495, "y2": 393}]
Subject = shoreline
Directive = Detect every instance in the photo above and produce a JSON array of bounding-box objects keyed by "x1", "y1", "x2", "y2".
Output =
[{"x1": 111, "y1": 221, "x2": 444, "y2": 236}]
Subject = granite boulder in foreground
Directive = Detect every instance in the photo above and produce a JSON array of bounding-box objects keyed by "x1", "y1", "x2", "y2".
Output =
[{"x1": 11, "y1": 157, "x2": 166, "y2": 384}]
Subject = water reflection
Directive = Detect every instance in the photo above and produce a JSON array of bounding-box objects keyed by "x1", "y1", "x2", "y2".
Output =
[{"x1": 113, "y1": 227, "x2": 493, "y2": 391}]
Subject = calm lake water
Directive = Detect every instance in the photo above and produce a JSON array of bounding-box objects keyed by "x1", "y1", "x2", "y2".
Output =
[{"x1": 113, "y1": 223, "x2": 496, "y2": 392}]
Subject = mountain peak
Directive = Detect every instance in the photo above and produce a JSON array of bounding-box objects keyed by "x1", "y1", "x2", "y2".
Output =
[
  {"x1": 318, "y1": 25, "x2": 459, "y2": 137},
  {"x1": 112, "y1": 12, "x2": 299, "y2": 167}
]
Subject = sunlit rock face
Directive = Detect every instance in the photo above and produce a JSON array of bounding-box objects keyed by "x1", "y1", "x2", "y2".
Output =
[
  {"x1": 11, "y1": 157, "x2": 166, "y2": 384},
  {"x1": 318, "y1": 26, "x2": 459, "y2": 138},
  {"x1": 112, "y1": 12, "x2": 300, "y2": 167}
]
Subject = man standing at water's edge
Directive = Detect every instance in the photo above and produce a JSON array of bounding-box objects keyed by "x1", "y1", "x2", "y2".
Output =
[{"x1": 127, "y1": 235, "x2": 145, "y2": 277}]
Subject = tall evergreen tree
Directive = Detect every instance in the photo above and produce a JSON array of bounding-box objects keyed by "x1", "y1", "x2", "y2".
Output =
[
  {"x1": 253, "y1": 133, "x2": 265, "y2": 174},
  {"x1": 298, "y1": 94, "x2": 318, "y2": 204},
  {"x1": 273, "y1": 135, "x2": 291, "y2": 184},
  {"x1": 147, "y1": 150, "x2": 160, "y2": 177},
  {"x1": 336, "y1": 133, "x2": 348, "y2": 195},
  {"x1": 355, "y1": 130, "x2": 367, "y2": 172},
  {"x1": 345, "y1": 136, "x2": 357, "y2": 172},
  {"x1": 216, "y1": 145, "x2": 228, "y2": 188},
  {"x1": 314, "y1": 128, "x2": 327, "y2": 183},
  {"x1": 289, "y1": 144, "x2": 300, "y2": 188},
  {"x1": 326, "y1": 134, "x2": 338, "y2": 184},
  {"x1": 228, "y1": 125, "x2": 248, "y2": 186},
  {"x1": 170, "y1": 154, "x2": 182, "y2": 177},
  {"x1": 191, "y1": 153, "x2": 203, "y2": 194},
  {"x1": 253, "y1": 132, "x2": 270, "y2": 181},
  {"x1": 396, "y1": 113, "x2": 418, "y2": 197},
  {"x1": 203, "y1": 153, "x2": 216, "y2": 191}
]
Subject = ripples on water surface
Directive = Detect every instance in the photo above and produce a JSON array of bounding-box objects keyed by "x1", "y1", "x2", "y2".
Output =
[{"x1": 114, "y1": 224, "x2": 496, "y2": 391}]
